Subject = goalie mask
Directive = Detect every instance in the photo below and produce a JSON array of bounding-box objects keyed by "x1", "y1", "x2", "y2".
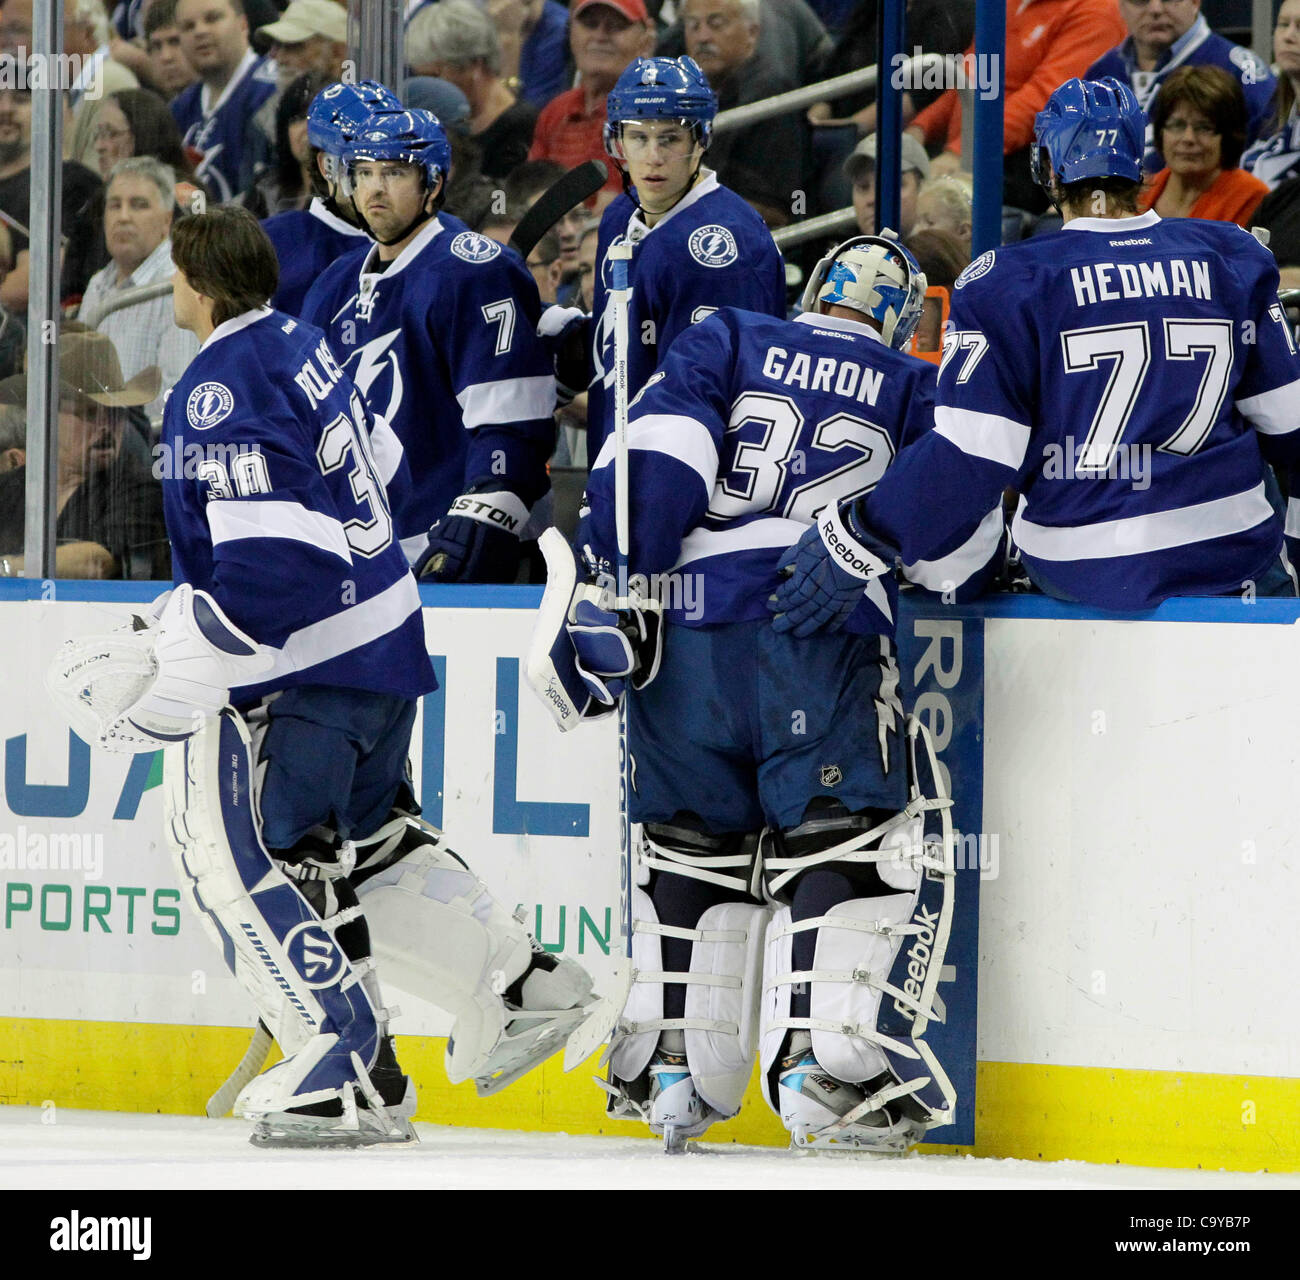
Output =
[{"x1": 801, "y1": 233, "x2": 927, "y2": 350}]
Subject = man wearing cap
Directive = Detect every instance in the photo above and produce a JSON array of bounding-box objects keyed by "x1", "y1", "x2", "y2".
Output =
[
  {"x1": 258, "y1": 0, "x2": 347, "y2": 81},
  {"x1": 80, "y1": 156, "x2": 199, "y2": 420},
  {"x1": 527, "y1": 0, "x2": 656, "y2": 200},
  {"x1": 845, "y1": 132, "x2": 930, "y2": 238},
  {"x1": 0, "y1": 330, "x2": 167, "y2": 579},
  {"x1": 171, "y1": 0, "x2": 280, "y2": 202}
]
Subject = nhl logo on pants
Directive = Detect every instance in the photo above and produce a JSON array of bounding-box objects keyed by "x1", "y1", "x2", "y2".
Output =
[{"x1": 819, "y1": 764, "x2": 843, "y2": 787}]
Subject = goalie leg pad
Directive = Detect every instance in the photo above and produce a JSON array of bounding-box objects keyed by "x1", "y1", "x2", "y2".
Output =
[
  {"x1": 352, "y1": 814, "x2": 593, "y2": 1092},
  {"x1": 163, "y1": 709, "x2": 384, "y2": 1113}
]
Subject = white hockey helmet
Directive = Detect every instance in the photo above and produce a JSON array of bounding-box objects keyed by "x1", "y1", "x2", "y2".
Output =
[{"x1": 801, "y1": 231, "x2": 927, "y2": 350}]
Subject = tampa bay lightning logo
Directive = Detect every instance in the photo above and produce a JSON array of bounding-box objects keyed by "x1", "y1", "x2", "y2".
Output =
[
  {"x1": 450, "y1": 231, "x2": 502, "y2": 263},
  {"x1": 186, "y1": 381, "x2": 234, "y2": 429},
  {"x1": 345, "y1": 328, "x2": 404, "y2": 427},
  {"x1": 688, "y1": 224, "x2": 739, "y2": 268},
  {"x1": 955, "y1": 249, "x2": 996, "y2": 290},
  {"x1": 284, "y1": 921, "x2": 348, "y2": 990}
]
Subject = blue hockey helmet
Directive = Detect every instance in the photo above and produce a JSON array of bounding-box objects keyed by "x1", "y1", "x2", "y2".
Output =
[
  {"x1": 605, "y1": 56, "x2": 718, "y2": 155},
  {"x1": 342, "y1": 108, "x2": 452, "y2": 194},
  {"x1": 306, "y1": 80, "x2": 402, "y2": 155},
  {"x1": 801, "y1": 232, "x2": 928, "y2": 350},
  {"x1": 1031, "y1": 77, "x2": 1145, "y2": 189}
]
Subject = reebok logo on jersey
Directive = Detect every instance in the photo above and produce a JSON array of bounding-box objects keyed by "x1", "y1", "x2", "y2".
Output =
[
  {"x1": 186, "y1": 381, "x2": 235, "y2": 430},
  {"x1": 688, "y1": 225, "x2": 739, "y2": 268}
]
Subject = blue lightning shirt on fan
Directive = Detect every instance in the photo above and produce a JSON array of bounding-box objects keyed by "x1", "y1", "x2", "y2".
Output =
[
  {"x1": 161, "y1": 307, "x2": 435, "y2": 704},
  {"x1": 587, "y1": 171, "x2": 786, "y2": 461},
  {"x1": 171, "y1": 50, "x2": 279, "y2": 202},
  {"x1": 301, "y1": 215, "x2": 555, "y2": 562},
  {"x1": 862, "y1": 211, "x2": 1300, "y2": 611},
  {"x1": 263, "y1": 197, "x2": 369, "y2": 317},
  {"x1": 581, "y1": 306, "x2": 973, "y2": 637}
]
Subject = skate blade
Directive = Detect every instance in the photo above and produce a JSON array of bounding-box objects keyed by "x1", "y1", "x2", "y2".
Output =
[
  {"x1": 250, "y1": 1117, "x2": 419, "y2": 1149},
  {"x1": 473, "y1": 1012, "x2": 584, "y2": 1096},
  {"x1": 788, "y1": 1122, "x2": 921, "y2": 1157},
  {"x1": 661, "y1": 1124, "x2": 691, "y2": 1155}
]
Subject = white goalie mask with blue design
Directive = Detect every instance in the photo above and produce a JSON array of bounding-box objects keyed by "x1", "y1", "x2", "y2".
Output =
[{"x1": 802, "y1": 232, "x2": 927, "y2": 350}]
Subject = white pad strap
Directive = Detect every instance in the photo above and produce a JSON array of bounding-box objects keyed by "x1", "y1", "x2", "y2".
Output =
[{"x1": 641, "y1": 830, "x2": 761, "y2": 896}]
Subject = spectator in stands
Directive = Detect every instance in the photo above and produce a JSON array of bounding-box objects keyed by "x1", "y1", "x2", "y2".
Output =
[
  {"x1": 0, "y1": 72, "x2": 103, "y2": 311},
  {"x1": 683, "y1": 0, "x2": 812, "y2": 226},
  {"x1": 1242, "y1": 0, "x2": 1300, "y2": 191},
  {"x1": 905, "y1": 225, "x2": 968, "y2": 354},
  {"x1": 79, "y1": 157, "x2": 199, "y2": 420},
  {"x1": 845, "y1": 131, "x2": 929, "y2": 236},
  {"x1": 172, "y1": 0, "x2": 280, "y2": 201},
  {"x1": 89, "y1": 88, "x2": 204, "y2": 202},
  {"x1": 527, "y1": 0, "x2": 656, "y2": 200},
  {"x1": 409, "y1": 0, "x2": 537, "y2": 181},
  {"x1": 484, "y1": 0, "x2": 571, "y2": 111},
  {"x1": 1139, "y1": 65, "x2": 1267, "y2": 227},
  {"x1": 907, "y1": 0, "x2": 1126, "y2": 214},
  {"x1": 65, "y1": 0, "x2": 141, "y2": 151},
  {"x1": 404, "y1": 75, "x2": 472, "y2": 131},
  {"x1": 144, "y1": 0, "x2": 199, "y2": 99},
  {"x1": 0, "y1": 330, "x2": 169, "y2": 580},
  {"x1": 257, "y1": 0, "x2": 348, "y2": 82},
  {"x1": 659, "y1": 0, "x2": 831, "y2": 89},
  {"x1": 913, "y1": 174, "x2": 972, "y2": 252},
  {"x1": 1088, "y1": 0, "x2": 1275, "y2": 167},
  {"x1": 241, "y1": 69, "x2": 330, "y2": 217}
]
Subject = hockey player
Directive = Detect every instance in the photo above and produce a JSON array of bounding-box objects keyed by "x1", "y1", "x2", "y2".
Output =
[
  {"x1": 774, "y1": 78, "x2": 1300, "y2": 622},
  {"x1": 579, "y1": 55, "x2": 787, "y2": 462},
  {"x1": 301, "y1": 108, "x2": 556, "y2": 579},
  {"x1": 47, "y1": 206, "x2": 592, "y2": 1146},
  {"x1": 531, "y1": 234, "x2": 972, "y2": 1151},
  {"x1": 261, "y1": 79, "x2": 399, "y2": 316}
]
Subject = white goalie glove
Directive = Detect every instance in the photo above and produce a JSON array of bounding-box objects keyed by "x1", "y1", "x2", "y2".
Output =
[{"x1": 46, "y1": 584, "x2": 273, "y2": 753}]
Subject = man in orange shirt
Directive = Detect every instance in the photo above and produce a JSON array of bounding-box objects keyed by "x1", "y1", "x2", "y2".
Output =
[
  {"x1": 526, "y1": 0, "x2": 656, "y2": 199},
  {"x1": 906, "y1": 0, "x2": 1127, "y2": 212}
]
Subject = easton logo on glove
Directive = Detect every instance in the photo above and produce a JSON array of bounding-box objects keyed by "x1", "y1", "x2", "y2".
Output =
[{"x1": 450, "y1": 490, "x2": 529, "y2": 533}]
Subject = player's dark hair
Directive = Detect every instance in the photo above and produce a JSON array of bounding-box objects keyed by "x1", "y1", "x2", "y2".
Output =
[
  {"x1": 1149, "y1": 65, "x2": 1249, "y2": 170},
  {"x1": 905, "y1": 228, "x2": 968, "y2": 290},
  {"x1": 1056, "y1": 173, "x2": 1142, "y2": 218},
  {"x1": 143, "y1": 0, "x2": 180, "y2": 38},
  {"x1": 172, "y1": 206, "x2": 279, "y2": 327}
]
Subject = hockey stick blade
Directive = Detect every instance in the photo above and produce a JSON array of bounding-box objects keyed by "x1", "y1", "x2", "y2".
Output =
[
  {"x1": 508, "y1": 160, "x2": 608, "y2": 261},
  {"x1": 206, "y1": 1020, "x2": 274, "y2": 1117}
]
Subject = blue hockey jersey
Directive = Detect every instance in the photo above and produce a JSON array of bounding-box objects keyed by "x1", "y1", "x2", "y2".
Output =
[
  {"x1": 301, "y1": 215, "x2": 555, "y2": 562},
  {"x1": 582, "y1": 308, "x2": 945, "y2": 636},
  {"x1": 1243, "y1": 104, "x2": 1300, "y2": 190},
  {"x1": 171, "y1": 50, "x2": 279, "y2": 202},
  {"x1": 264, "y1": 198, "x2": 369, "y2": 318},
  {"x1": 862, "y1": 211, "x2": 1300, "y2": 611},
  {"x1": 1086, "y1": 15, "x2": 1276, "y2": 168},
  {"x1": 161, "y1": 307, "x2": 435, "y2": 702},
  {"x1": 587, "y1": 171, "x2": 786, "y2": 461}
]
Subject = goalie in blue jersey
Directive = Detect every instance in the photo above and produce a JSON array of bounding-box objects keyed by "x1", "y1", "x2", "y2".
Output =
[
  {"x1": 47, "y1": 207, "x2": 593, "y2": 1148},
  {"x1": 529, "y1": 232, "x2": 984, "y2": 1152},
  {"x1": 776, "y1": 77, "x2": 1300, "y2": 624}
]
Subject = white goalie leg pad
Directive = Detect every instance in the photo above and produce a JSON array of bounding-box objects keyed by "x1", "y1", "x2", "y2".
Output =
[
  {"x1": 163, "y1": 710, "x2": 383, "y2": 1110},
  {"x1": 353, "y1": 825, "x2": 591, "y2": 1087}
]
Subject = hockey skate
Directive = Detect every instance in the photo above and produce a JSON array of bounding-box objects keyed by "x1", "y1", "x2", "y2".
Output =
[
  {"x1": 777, "y1": 1033, "x2": 929, "y2": 1155},
  {"x1": 598, "y1": 1032, "x2": 724, "y2": 1154},
  {"x1": 247, "y1": 1039, "x2": 419, "y2": 1149}
]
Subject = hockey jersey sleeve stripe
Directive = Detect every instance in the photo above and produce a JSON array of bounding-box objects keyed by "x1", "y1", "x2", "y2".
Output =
[
  {"x1": 865, "y1": 575, "x2": 893, "y2": 626},
  {"x1": 671, "y1": 515, "x2": 806, "y2": 569},
  {"x1": 591, "y1": 412, "x2": 720, "y2": 492},
  {"x1": 207, "y1": 499, "x2": 354, "y2": 565},
  {"x1": 1285, "y1": 496, "x2": 1300, "y2": 540},
  {"x1": 368, "y1": 412, "x2": 405, "y2": 487},
  {"x1": 903, "y1": 504, "x2": 1005, "y2": 591},
  {"x1": 255, "y1": 573, "x2": 424, "y2": 685},
  {"x1": 455, "y1": 375, "x2": 556, "y2": 428},
  {"x1": 934, "y1": 405, "x2": 1032, "y2": 470},
  {"x1": 400, "y1": 529, "x2": 432, "y2": 566},
  {"x1": 1012, "y1": 480, "x2": 1274, "y2": 561},
  {"x1": 1235, "y1": 376, "x2": 1300, "y2": 435}
]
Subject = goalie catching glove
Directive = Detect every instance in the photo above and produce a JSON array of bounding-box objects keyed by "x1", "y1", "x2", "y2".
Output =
[
  {"x1": 417, "y1": 485, "x2": 530, "y2": 583},
  {"x1": 45, "y1": 584, "x2": 273, "y2": 753},
  {"x1": 768, "y1": 498, "x2": 895, "y2": 638},
  {"x1": 525, "y1": 527, "x2": 663, "y2": 731}
]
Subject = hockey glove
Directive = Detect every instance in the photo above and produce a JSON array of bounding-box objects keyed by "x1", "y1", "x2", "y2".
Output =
[
  {"x1": 418, "y1": 488, "x2": 530, "y2": 583},
  {"x1": 568, "y1": 580, "x2": 664, "y2": 705},
  {"x1": 769, "y1": 498, "x2": 893, "y2": 638},
  {"x1": 537, "y1": 304, "x2": 590, "y2": 403}
]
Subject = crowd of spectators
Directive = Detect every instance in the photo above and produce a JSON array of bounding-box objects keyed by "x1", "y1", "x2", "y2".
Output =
[{"x1": 1, "y1": 0, "x2": 1299, "y2": 583}]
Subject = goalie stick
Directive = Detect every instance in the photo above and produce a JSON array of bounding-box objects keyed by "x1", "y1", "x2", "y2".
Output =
[
  {"x1": 205, "y1": 1020, "x2": 273, "y2": 1118},
  {"x1": 508, "y1": 160, "x2": 608, "y2": 261}
]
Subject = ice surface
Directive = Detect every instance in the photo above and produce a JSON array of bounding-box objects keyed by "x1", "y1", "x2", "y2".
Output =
[{"x1": 1, "y1": 1107, "x2": 1295, "y2": 1190}]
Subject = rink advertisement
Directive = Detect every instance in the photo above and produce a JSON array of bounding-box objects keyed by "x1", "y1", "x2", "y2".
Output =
[{"x1": 1, "y1": 582, "x2": 1298, "y2": 1172}]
